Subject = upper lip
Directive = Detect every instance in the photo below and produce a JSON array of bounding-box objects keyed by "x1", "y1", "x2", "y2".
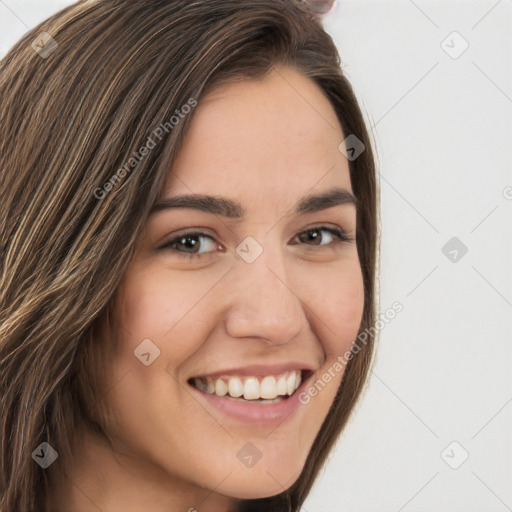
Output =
[{"x1": 191, "y1": 362, "x2": 316, "y2": 379}]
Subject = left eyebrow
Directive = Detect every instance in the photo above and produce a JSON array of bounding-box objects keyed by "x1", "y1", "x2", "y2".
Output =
[
  {"x1": 149, "y1": 186, "x2": 358, "y2": 218},
  {"x1": 295, "y1": 187, "x2": 358, "y2": 214}
]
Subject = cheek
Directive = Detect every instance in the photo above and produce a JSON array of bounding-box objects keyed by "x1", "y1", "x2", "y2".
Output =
[
  {"x1": 311, "y1": 259, "x2": 365, "y2": 356},
  {"x1": 295, "y1": 262, "x2": 364, "y2": 417},
  {"x1": 116, "y1": 265, "x2": 217, "y2": 361},
  {"x1": 103, "y1": 267, "x2": 213, "y2": 436}
]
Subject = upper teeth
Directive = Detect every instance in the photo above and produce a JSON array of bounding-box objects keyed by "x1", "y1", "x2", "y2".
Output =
[{"x1": 192, "y1": 370, "x2": 302, "y2": 400}]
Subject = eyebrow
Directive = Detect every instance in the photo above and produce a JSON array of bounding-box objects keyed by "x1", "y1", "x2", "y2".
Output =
[{"x1": 149, "y1": 187, "x2": 358, "y2": 218}]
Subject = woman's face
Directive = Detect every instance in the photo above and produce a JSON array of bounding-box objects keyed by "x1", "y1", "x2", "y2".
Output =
[{"x1": 106, "y1": 64, "x2": 364, "y2": 505}]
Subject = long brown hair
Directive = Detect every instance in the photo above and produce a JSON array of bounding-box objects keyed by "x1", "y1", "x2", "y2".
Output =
[{"x1": 0, "y1": 1, "x2": 380, "y2": 510}]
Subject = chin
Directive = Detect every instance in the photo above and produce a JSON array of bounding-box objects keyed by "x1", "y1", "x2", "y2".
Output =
[{"x1": 208, "y1": 451, "x2": 305, "y2": 500}]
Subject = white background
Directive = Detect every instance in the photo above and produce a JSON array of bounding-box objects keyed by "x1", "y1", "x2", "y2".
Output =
[{"x1": 1, "y1": 1, "x2": 511, "y2": 510}]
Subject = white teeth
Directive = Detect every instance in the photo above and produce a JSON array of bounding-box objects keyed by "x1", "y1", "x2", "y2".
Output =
[
  {"x1": 286, "y1": 373, "x2": 296, "y2": 395},
  {"x1": 215, "y1": 379, "x2": 228, "y2": 397},
  {"x1": 295, "y1": 371, "x2": 302, "y2": 390},
  {"x1": 243, "y1": 377, "x2": 260, "y2": 400},
  {"x1": 276, "y1": 375, "x2": 288, "y2": 395},
  {"x1": 193, "y1": 370, "x2": 303, "y2": 401},
  {"x1": 228, "y1": 377, "x2": 243, "y2": 398},
  {"x1": 260, "y1": 376, "x2": 277, "y2": 399}
]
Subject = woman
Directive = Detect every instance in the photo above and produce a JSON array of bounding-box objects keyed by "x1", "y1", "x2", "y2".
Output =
[{"x1": 0, "y1": 0, "x2": 380, "y2": 510}]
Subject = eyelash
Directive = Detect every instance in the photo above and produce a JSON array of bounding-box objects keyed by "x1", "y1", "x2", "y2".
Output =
[{"x1": 158, "y1": 226, "x2": 355, "y2": 261}]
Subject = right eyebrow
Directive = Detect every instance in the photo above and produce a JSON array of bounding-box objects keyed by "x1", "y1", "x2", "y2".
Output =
[{"x1": 149, "y1": 186, "x2": 358, "y2": 219}]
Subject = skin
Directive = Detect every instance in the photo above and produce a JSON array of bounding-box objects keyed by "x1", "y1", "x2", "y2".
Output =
[{"x1": 50, "y1": 64, "x2": 365, "y2": 512}]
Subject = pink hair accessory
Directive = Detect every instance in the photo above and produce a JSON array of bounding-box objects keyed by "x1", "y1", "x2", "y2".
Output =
[{"x1": 299, "y1": 0, "x2": 337, "y2": 16}]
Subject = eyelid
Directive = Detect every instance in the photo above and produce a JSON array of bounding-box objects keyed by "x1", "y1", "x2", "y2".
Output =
[
  {"x1": 157, "y1": 224, "x2": 355, "y2": 259},
  {"x1": 158, "y1": 229, "x2": 219, "y2": 258},
  {"x1": 294, "y1": 223, "x2": 355, "y2": 245}
]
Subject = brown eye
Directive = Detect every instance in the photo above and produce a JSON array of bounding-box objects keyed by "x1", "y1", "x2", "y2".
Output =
[
  {"x1": 295, "y1": 226, "x2": 353, "y2": 247},
  {"x1": 159, "y1": 231, "x2": 218, "y2": 258}
]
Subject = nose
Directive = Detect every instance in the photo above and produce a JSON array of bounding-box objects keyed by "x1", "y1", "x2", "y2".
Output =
[{"x1": 223, "y1": 243, "x2": 306, "y2": 346}]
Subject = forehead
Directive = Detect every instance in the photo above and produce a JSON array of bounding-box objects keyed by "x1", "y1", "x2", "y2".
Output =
[{"x1": 164, "y1": 65, "x2": 351, "y2": 203}]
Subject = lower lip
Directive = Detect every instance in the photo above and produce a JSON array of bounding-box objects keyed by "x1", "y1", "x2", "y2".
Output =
[{"x1": 188, "y1": 373, "x2": 313, "y2": 424}]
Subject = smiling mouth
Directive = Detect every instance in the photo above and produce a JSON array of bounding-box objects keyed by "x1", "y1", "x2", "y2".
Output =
[{"x1": 188, "y1": 369, "x2": 312, "y2": 404}]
